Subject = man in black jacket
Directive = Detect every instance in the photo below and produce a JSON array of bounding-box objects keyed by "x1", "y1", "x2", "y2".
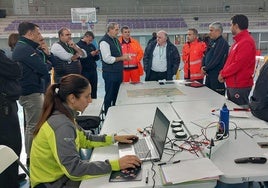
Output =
[
  {"x1": 12, "y1": 22, "x2": 49, "y2": 166},
  {"x1": 249, "y1": 59, "x2": 268, "y2": 122},
  {"x1": 202, "y1": 22, "x2": 229, "y2": 96},
  {"x1": 0, "y1": 50, "x2": 23, "y2": 188},
  {"x1": 143, "y1": 30, "x2": 180, "y2": 81},
  {"x1": 77, "y1": 31, "x2": 100, "y2": 99}
]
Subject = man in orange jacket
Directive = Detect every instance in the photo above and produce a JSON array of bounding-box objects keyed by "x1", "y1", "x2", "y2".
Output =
[
  {"x1": 118, "y1": 26, "x2": 144, "y2": 82},
  {"x1": 182, "y1": 28, "x2": 206, "y2": 83}
]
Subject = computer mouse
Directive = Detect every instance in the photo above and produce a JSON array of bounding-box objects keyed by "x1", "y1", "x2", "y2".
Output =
[
  {"x1": 120, "y1": 165, "x2": 141, "y2": 179},
  {"x1": 131, "y1": 137, "x2": 139, "y2": 144}
]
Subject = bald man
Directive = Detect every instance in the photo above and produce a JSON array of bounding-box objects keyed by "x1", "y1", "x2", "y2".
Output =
[{"x1": 143, "y1": 30, "x2": 180, "y2": 81}]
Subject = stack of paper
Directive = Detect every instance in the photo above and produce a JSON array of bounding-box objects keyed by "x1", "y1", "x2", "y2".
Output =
[{"x1": 159, "y1": 158, "x2": 223, "y2": 185}]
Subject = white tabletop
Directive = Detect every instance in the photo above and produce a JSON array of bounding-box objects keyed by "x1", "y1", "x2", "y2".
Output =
[
  {"x1": 80, "y1": 82, "x2": 268, "y2": 187},
  {"x1": 171, "y1": 100, "x2": 268, "y2": 132},
  {"x1": 80, "y1": 99, "x2": 103, "y2": 117},
  {"x1": 116, "y1": 80, "x2": 226, "y2": 106},
  {"x1": 79, "y1": 103, "x2": 217, "y2": 188},
  {"x1": 171, "y1": 100, "x2": 268, "y2": 184}
]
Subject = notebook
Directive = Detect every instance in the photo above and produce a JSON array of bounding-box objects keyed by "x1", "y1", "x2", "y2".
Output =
[
  {"x1": 185, "y1": 82, "x2": 204, "y2": 88},
  {"x1": 118, "y1": 107, "x2": 170, "y2": 161}
]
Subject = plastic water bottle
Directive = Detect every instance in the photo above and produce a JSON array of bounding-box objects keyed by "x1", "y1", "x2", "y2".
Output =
[{"x1": 219, "y1": 103, "x2": 229, "y2": 136}]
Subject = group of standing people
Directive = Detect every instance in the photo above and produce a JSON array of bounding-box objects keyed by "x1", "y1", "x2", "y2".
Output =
[
  {"x1": 182, "y1": 14, "x2": 268, "y2": 122},
  {"x1": 100, "y1": 22, "x2": 180, "y2": 114},
  {"x1": 1, "y1": 13, "x2": 268, "y2": 188},
  {"x1": 183, "y1": 14, "x2": 261, "y2": 113}
]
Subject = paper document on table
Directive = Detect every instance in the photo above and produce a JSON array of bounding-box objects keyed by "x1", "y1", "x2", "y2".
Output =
[
  {"x1": 229, "y1": 111, "x2": 251, "y2": 118},
  {"x1": 160, "y1": 157, "x2": 223, "y2": 185}
]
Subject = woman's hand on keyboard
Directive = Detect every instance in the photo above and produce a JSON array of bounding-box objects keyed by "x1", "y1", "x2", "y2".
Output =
[{"x1": 115, "y1": 135, "x2": 139, "y2": 144}]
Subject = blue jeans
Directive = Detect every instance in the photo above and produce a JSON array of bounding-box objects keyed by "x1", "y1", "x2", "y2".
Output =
[{"x1": 19, "y1": 93, "x2": 44, "y2": 158}]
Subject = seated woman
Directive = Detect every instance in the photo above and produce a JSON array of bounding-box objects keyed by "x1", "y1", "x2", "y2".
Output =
[
  {"x1": 30, "y1": 74, "x2": 141, "y2": 188},
  {"x1": 249, "y1": 58, "x2": 268, "y2": 122}
]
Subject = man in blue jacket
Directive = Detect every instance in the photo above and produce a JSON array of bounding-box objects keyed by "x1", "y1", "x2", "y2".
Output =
[
  {"x1": 12, "y1": 22, "x2": 49, "y2": 166},
  {"x1": 77, "y1": 31, "x2": 100, "y2": 99},
  {"x1": 143, "y1": 30, "x2": 180, "y2": 81},
  {"x1": 202, "y1": 22, "x2": 229, "y2": 96}
]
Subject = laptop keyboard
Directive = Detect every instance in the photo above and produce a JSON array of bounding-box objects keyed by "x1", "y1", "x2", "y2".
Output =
[{"x1": 134, "y1": 139, "x2": 151, "y2": 159}]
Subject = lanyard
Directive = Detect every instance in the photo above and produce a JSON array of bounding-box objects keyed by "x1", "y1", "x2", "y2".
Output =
[
  {"x1": 113, "y1": 38, "x2": 121, "y2": 53},
  {"x1": 66, "y1": 45, "x2": 74, "y2": 55}
]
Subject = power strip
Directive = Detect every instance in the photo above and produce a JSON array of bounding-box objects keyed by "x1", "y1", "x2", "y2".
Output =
[{"x1": 203, "y1": 138, "x2": 229, "y2": 158}]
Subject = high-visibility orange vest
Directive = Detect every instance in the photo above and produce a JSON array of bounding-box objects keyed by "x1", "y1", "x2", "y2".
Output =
[
  {"x1": 118, "y1": 36, "x2": 144, "y2": 70},
  {"x1": 182, "y1": 39, "x2": 206, "y2": 80}
]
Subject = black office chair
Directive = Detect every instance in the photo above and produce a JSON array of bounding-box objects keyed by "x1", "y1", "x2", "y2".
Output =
[{"x1": 76, "y1": 116, "x2": 101, "y2": 134}]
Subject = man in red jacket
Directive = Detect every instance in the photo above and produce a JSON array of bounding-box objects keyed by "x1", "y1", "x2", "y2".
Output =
[{"x1": 218, "y1": 14, "x2": 256, "y2": 107}]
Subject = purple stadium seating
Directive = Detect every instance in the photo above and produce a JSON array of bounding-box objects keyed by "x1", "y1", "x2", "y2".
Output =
[
  {"x1": 107, "y1": 17, "x2": 187, "y2": 29},
  {"x1": 4, "y1": 19, "x2": 83, "y2": 32}
]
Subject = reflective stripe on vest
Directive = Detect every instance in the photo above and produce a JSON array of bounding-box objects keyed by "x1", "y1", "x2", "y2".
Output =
[
  {"x1": 189, "y1": 59, "x2": 202, "y2": 65},
  {"x1": 190, "y1": 73, "x2": 203, "y2": 80}
]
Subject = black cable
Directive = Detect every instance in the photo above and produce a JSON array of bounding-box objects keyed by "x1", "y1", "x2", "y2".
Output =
[
  {"x1": 230, "y1": 121, "x2": 253, "y2": 139},
  {"x1": 150, "y1": 160, "x2": 156, "y2": 188}
]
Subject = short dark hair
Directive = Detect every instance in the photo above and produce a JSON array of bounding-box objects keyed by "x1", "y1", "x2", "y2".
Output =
[
  {"x1": 18, "y1": 22, "x2": 39, "y2": 36},
  {"x1": 231, "y1": 14, "x2": 248, "y2": 30},
  {"x1": 84, "y1": 31, "x2": 95, "y2": 39},
  {"x1": 188, "y1": 28, "x2": 198, "y2": 35},
  {"x1": 120, "y1": 25, "x2": 129, "y2": 33}
]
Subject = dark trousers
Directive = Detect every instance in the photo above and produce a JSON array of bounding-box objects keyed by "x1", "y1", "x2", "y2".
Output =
[
  {"x1": 0, "y1": 101, "x2": 22, "y2": 188},
  {"x1": 146, "y1": 70, "x2": 167, "y2": 81},
  {"x1": 82, "y1": 70, "x2": 98, "y2": 99},
  {"x1": 227, "y1": 87, "x2": 252, "y2": 107},
  {"x1": 102, "y1": 71, "x2": 122, "y2": 114},
  {"x1": 205, "y1": 74, "x2": 225, "y2": 96}
]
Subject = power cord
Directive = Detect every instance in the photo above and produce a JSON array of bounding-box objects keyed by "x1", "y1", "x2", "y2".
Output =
[{"x1": 150, "y1": 160, "x2": 156, "y2": 188}]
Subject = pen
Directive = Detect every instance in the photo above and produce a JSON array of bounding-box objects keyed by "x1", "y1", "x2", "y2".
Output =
[
  {"x1": 145, "y1": 169, "x2": 149, "y2": 184},
  {"x1": 158, "y1": 160, "x2": 181, "y2": 166}
]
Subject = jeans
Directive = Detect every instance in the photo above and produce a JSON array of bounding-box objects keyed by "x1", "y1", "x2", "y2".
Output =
[{"x1": 19, "y1": 93, "x2": 44, "y2": 158}]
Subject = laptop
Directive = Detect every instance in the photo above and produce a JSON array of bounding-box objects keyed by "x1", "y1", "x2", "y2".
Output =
[{"x1": 118, "y1": 107, "x2": 170, "y2": 161}]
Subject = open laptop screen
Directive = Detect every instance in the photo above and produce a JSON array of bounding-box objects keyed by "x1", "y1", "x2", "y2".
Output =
[{"x1": 151, "y1": 108, "x2": 170, "y2": 160}]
